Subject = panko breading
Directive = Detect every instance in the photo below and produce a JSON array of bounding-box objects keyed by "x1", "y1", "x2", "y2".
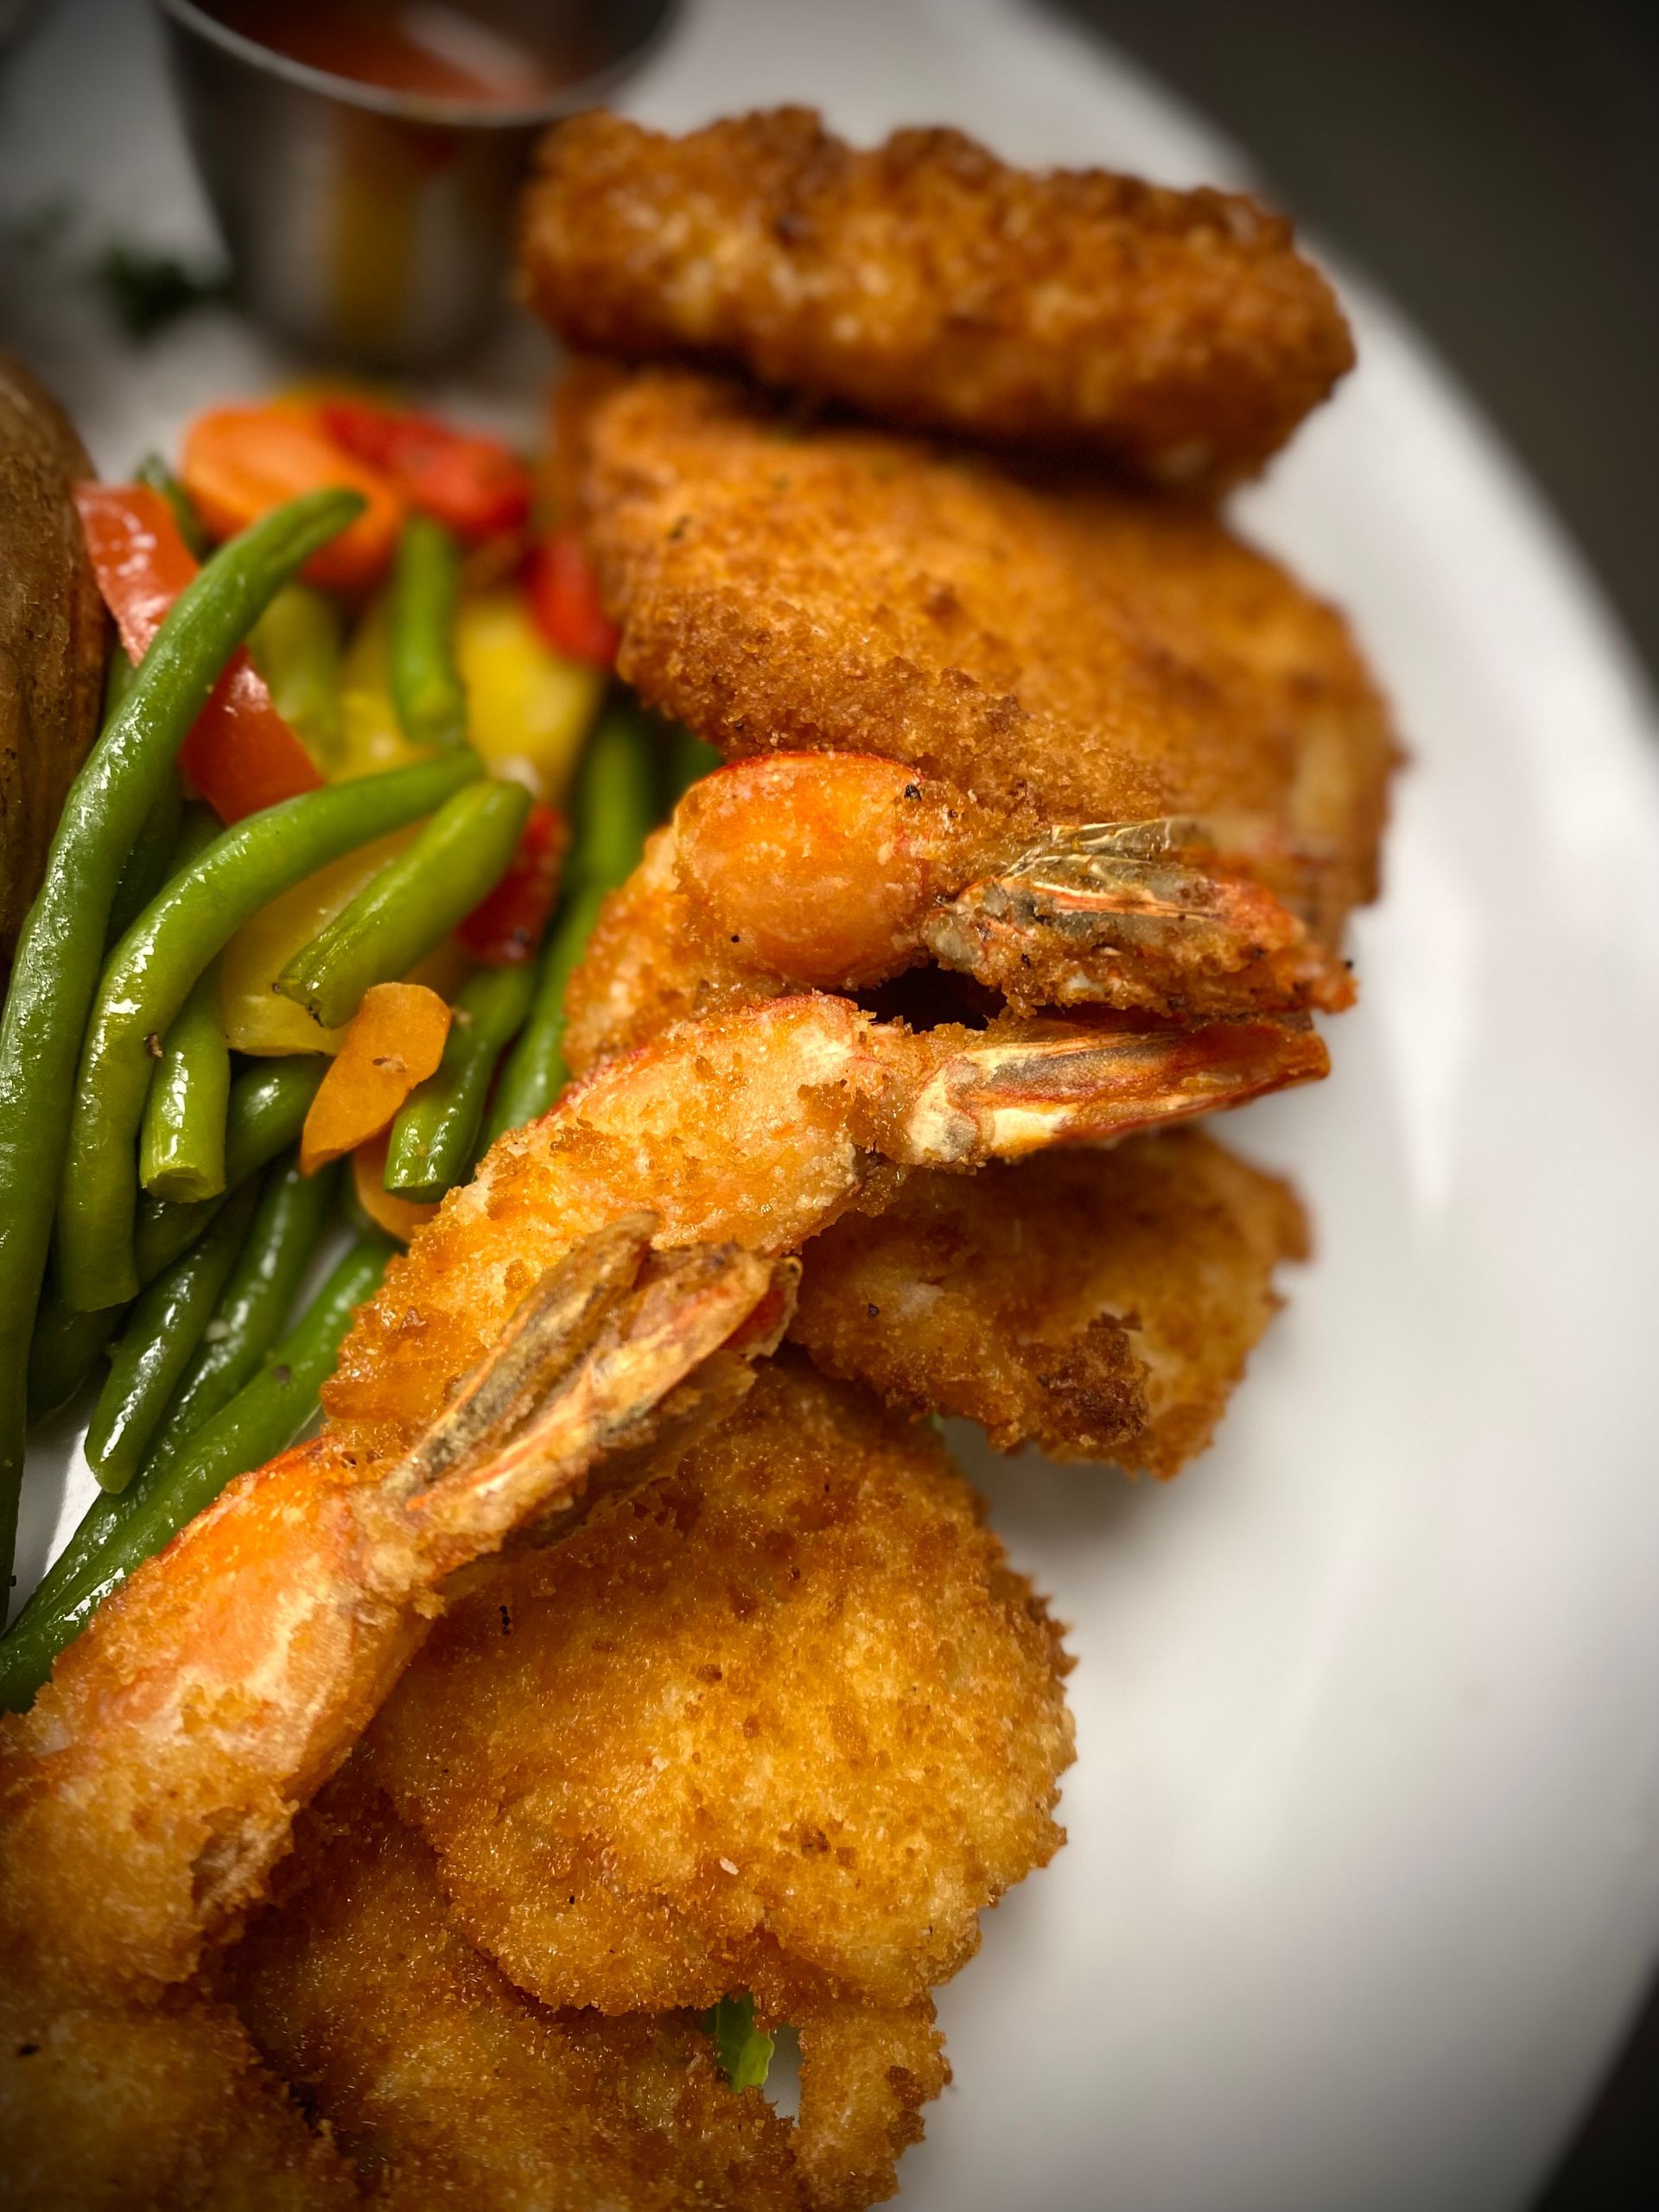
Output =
[
  {"x1": 371, "y1": 1360, "x2": 1073, "y2": 2028},
  {"x1": 562, "y1": 822, "x2": 787, "y2": 1075},
  {"x1": 794, "y1": 2002, "x2": 950, "y2": 2212},
  {"x1": 232, "y1": 1775, "x2": 804, "y2": 2212},
  {"x1": 792, "y1": 1129, "x2": 1309, "y2": 1475},
  {"x1": 568, "y1": 370, "x2": 1395, "y2": 988},
  {"x1": 0, "y1": 1988, "x2": 351, "y2": 2212},
  {"x1": 522, "y1": 108, "x2": 1353, "y2": 492}
]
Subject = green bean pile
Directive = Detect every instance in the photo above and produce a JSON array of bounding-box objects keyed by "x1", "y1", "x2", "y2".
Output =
[{"x1": 0, "y1": 483, "x2": 681, "y2": 1710}]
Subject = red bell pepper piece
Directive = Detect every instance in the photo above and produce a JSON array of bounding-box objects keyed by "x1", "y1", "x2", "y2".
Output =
[
  {"x1": 74, "y1": 481, "x2": 324, "y2": 823},
  {"x1": 317, "y1": 399, "x2": 532, "y2": 543},
  {"x1": 455, "y1": 799, "x2": 568, "y2": 964},
  {"x1": 524, "y1": 531, "x2": 620, "y2": 668}
]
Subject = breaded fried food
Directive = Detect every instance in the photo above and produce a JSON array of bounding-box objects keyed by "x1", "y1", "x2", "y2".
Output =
[
  {"x1": 794, "y1": 2001, "x2": 950, "y2": 2212},
  {"x1": 792, "y1": 1129, "x2": 1308, "y2": 1475},
  {"x1": 522, "y1": 108, "x2": 1353, "y2": 492},
  {"x1": 0, "y1": 1986, "x2": 352, "y2": 2211},
  {"x1": 372, "y1": 1360, "x2": 1073, "y2": 2031},
  {"x1": 232, "y1": 1772, "x2": 804, "y2": 2212},
  {"x1": 566, "y1": 370, "x2": 1395, "y2": 1020}
]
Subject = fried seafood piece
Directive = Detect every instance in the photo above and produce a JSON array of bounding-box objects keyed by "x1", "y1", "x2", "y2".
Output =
[
  {"x1": 324, "y1": 995, "x2": 1326, "y2": 1462},
  {"x1": 794, "y1": 1129, "x2": 1307, "y2": 1474},
  {"x1": 0, "y1": 996, "x2": 1308, "y2": 2197},
  {"x1": 0, "y1": 1215, "x2": 796, "y2": 2005},
  {"x1": 0, "y1": 1987, "x2": 352, "y2": 2212},
  {"x1": 371, "y1": 1361, "x2": 1073, "y2": 2042},
  {"x1": 795, "y1": 2001, "x2": 950, "y2": 2212},
  {"x1": 233, "y1": 1774, "x2": 804, "y2": 2212},
  {"x1": 0, "y1": 995, "x2": 1314, "y2": 2017},
  {"x1": 563, "y1": 372, "x2": 1396, "y2": 1033},
  {"x1": 522, "y1": 108, "x2": 1353, "y2": 492}
]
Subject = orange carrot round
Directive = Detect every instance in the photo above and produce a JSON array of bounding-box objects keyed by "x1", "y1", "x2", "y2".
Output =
[{"x1": 182, "y1": 405, "x2": 404, "y2": 595}]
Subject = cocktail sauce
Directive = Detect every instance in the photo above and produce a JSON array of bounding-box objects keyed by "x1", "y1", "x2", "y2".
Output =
[{"x1": 215, "y1": 2, "x2": 562, "y2": 104}]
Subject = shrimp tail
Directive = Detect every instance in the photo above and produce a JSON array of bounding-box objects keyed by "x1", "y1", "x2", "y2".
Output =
[
  {"x1": 923, "y1": 817, "x2": 1356, "y2": 1017},
  {"x1": 0, "y1": 1217, "x2": 794, "y2": 1999}
]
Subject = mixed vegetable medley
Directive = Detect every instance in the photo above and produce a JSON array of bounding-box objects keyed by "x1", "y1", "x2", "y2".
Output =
[{"x1": 0, "y1": 389, "x2": 715, "y2": 1707}]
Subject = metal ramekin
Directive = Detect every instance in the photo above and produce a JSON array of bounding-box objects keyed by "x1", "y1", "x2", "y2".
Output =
[{"x1": 155, "y1": 0, "x2": 676, "y2": 367}]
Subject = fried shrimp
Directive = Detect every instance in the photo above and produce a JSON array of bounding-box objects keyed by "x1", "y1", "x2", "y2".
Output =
[
  {"x1": 522, "y1": 108, "x2": 1353, "y2": 492},
  {"x1": 370, "y1": 1361, "x2": 1073, "y2": 2041},
  {"x1": 561, "y1": 371, "x2": 1395, "y2": 1033},
  {"x1": 323, "y1": 995, "x2": 1326, "y2": 1463},
  {"x1": 233, "y1": 1773, "x2": 805, "y2": 2212},
  {"x1": 0, "y1": 989, "x2": 1315, "y2": 2198},
  {"x1": 0, "y1": 1216, "x2": 793, "y2": 2003},
  {"x1": 793, "y1": 1129, "x2": 1309, "y2": 1473}
]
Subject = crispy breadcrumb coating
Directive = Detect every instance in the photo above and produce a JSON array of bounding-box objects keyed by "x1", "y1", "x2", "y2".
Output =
[
  {"x1": 522, "y1": 108, "x2": 1353, "y2": 492},
  {"x1": 562, "y1": 823, "x2": 787, "y2": 1076},
  {"x1": 793, "y1": 1130, "x2": 1307, "y2": 1475},
  {"x1": 0, "y1": 1987, "x2": 351, "y2": 2211},
  {"x1": 795, "y1": 2003, "x2": 950, "y2": 2212},
  {"x1": 371, "y1": 1361, "x2": 1073, "y2": 2026},
  {"x1": 233, "y1": 1774, "x2": 804, "y2": 2212},
  {"x1": 569, "y1": 370, "x2": 1395, "y2": 958}
]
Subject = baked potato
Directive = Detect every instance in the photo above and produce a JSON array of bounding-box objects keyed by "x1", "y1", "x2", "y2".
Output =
[{"x1": 0, "y1": 354, "x2": 105, "y2": 975}]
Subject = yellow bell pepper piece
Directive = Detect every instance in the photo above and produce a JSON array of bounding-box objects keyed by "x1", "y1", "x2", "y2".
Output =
[
  {"x1": 219, "y1": 827, "x2": 417, "y2": 1054},
  {"x1": 334, "y1": 594, "x2": 429, "y2": 782},
  {"x1": 454, "y1": 588, "x2": 603, "y2": 804}
]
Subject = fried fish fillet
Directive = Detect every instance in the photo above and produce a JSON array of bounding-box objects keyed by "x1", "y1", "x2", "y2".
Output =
[
  {"x1": 567, "y1": 369, "x2": 1395, "y2": 995},
  {"x1": 522, "y1": 108, "x2": 1353, "y2": 492},
  {"x1": 793, "y1": 1128, "x2": 1308, "y2": 1474},
  {"x1": 232, "y1": 1774, "x2": 804, "y2": 2212},
  {"x1": 371, "y1": 1361, "x2": 1072, "y2": 2036}
]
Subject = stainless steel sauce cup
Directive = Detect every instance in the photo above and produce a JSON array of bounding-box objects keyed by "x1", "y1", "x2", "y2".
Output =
[{"x1": 155, "y1": 0, "x2": 675, "y2": 367}]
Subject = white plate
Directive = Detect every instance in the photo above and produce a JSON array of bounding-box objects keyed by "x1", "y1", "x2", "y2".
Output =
[{"x1": 6, "y1": 3, "x2": 1659, "y2": 2207}]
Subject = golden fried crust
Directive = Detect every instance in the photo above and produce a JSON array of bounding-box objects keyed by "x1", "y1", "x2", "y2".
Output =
[
  {"x1": 0, "y1": 1986, "x2": 352, "y2": 2211},
  {"x1": 232, "y1": 1774, "x2": 804, "y2": 2212},
  {"x1": 572, "y1": 369, "x2": 1396, "y2": 938},
  {"x1": 563, "y1": 823, "x2": 782, "y2": 1077},
  {"x1": 522, "y1": 108, "x2": 1353, "y2": 491},
  {"x1": 792, "y1": 1130, "x2": 1308, "y2": 1476},
  {"x1": 372, "y1": 1361, "x2": 1073, "y2": 2023},
  {"x1": 795, "y1": 2002, "x2": 950, "y2": 2212}
]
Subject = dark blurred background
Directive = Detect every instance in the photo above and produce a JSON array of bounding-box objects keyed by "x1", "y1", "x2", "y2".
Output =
[
  {"x1": 1056, "y1": 0, "x2": 1659, "y2": 690},
  {"x1": 1050, "y1": 6, "x2": 1659, "y2": 2200}
]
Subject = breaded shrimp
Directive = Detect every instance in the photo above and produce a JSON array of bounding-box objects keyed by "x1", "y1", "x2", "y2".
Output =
[
  {"x1": 323, "y1": 996, "x2": 1326, "y2": 1465},
  {"x1": 0, "y1": 989, "x2": 1318, "y2": 2212},
  {"x1": 1, "y1": 996, "x2": 1313, "y2": 2003},
  {"x1": 522, "y1": 108, "x2": 1353, "y2": 492},
  {"x1": 792, "y1": 1129, "x2": 1309, "y2": 1474},
  {"x1": 370, "y1": 1361, "x2": 1073, "y2": 2035},
  {"x1": 0, "y1": 1217, "x2": 791, "y2": 2003},
  {"x1": 562, "y1": 371, "x2": 1395, "y2": 1032},
  {"x1": 233, "y1": 1772, "x2": 805, "y2": 2212}
]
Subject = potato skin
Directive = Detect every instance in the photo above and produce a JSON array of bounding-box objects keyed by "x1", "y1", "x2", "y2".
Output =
[{"x1": 0, "y1": 354, "x2": 105, "y2": 975}]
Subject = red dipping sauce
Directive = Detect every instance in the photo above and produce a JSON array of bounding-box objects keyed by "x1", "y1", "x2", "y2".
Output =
[{"x1": 215, "y1": 1, "x2": 562, "y2": 104}]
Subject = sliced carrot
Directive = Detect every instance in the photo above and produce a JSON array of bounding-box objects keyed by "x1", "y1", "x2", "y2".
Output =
[
  {"x1": 353, "y1": 1132, "x2": 441, "y2": 1243},
  {"x1": 181, "y1": 404, "x2": 404, "y2": 594},
  {"x1": 300, "y1": 982, "x2": 450, "y2": 1174}
]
